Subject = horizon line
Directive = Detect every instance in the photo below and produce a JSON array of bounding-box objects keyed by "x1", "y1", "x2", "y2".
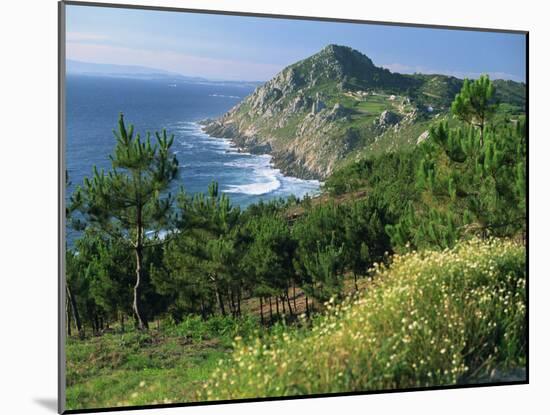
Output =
[{"x1": 65, "y1": 54, "x2": 526, "y2": 84}]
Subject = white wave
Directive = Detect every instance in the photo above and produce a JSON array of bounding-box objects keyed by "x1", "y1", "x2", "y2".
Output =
[
  {"x1": 225, "y1": 160, "x2": 282, "y2": 195},
  {"x1": 173, "y1": 121, "x2": 320, "y2": 198},
  {"x1": 282, "y1": 175, "x2": 321, "y2": 187},
  {"x1": 209, "y1": 93, "x2": 241, "y2": 99},
  {"x1": 179, "y1": 161, "x2": 218, "y2": 168},
  {"x1": 145, "y1": 229, "x2": 170, "y2": 240},
  {"x1": 278, "y1": 176, "x2": 322, "y2": 199},
  {"x1": 224, "y1": 160, "x2": 263, "y2": 169},
  {"x1": 176, "y1": 139, "x2": 195, "y2": 149},
  {"x1": 174, "y1": 122, "x2": 234, "y2": 153},
  {"x1": 225, "y1": 178, "x2": 281, "y2": 195},
  {"x1": 172, "y1": 120, "x2": 197, "y2": 128}
]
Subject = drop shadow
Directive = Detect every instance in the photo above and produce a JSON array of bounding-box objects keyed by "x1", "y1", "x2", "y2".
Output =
[{"x1": 34, "y1": 398, "x2": 57, "y2": 413}]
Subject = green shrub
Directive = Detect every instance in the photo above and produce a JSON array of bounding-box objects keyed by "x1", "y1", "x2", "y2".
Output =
[
  {"x1": 164, "y1": 315, "x2": 259, "y2": 344},
  {"x1": 201, "y1": 238, "x2": 526, "y2": 400}
]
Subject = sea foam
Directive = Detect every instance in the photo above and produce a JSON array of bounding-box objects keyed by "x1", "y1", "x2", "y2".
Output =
[
  {"x1": 175, "y1": 121, "x2": 319, "y2": 198},
  {"x1": 224, "y1": 155, "x2": 282, "y2": 196}
]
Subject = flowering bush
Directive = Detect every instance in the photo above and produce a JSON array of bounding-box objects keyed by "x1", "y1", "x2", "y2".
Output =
[{"x1": 201, "y1": 238, "x2": 526, "y2": 400}]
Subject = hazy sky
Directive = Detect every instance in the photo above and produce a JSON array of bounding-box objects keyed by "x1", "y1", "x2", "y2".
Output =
[{"x1": 66, "y1": 4, "x2": 526, "y2": 82}]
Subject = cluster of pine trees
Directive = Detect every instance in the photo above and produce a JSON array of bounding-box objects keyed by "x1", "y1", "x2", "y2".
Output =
[
  {"x1": 387, "y1": 76, "x2": 526, "y2": 249},
  {"x1": 65, "y1": 75, "x2": 526, "y2": 337},
  {"x1": 327, "y1": 75, "x2": 526, "y2": 249}
]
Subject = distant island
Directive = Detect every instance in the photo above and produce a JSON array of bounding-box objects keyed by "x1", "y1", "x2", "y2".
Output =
[{"x1": 66, "y1": 59, "x2": 263, "y2": 87}]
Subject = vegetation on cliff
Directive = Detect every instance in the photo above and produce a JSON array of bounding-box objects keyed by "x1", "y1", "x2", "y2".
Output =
[{"x1": 204, "y1": 45, "x2": 525, "y2": 179}]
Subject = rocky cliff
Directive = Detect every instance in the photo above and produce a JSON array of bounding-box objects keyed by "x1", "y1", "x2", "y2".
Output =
[{"x1": 203, "y1": 44, "x2": 525, "y2": 180}]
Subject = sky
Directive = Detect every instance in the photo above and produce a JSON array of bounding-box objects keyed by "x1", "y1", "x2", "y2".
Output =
[{"x1": 65, "y1": 4, "x2": 526, "y2": 82}]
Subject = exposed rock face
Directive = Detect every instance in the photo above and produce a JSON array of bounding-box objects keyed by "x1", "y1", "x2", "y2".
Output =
[
  {"x1": 202, "y1": 45, "x2": 410, "y2": 179},
  {"x1": 202, "y1": 45, "x2": 377, "y2": 179},
  {"x1": 378, "y1": 110, "x2": 401, "y2": 128},
  {"x1": 206, "y1": 105, "x2": 353, "y2": 180},
  {"x1": 201, "y1": 44, "x2": 525, "y2": 180},
  {"x1": 311, "y1": 93, "x2": 326, "y2": 115},
  {"x1": 416, "y1": 130, "x2": 430, "y2": 144}
]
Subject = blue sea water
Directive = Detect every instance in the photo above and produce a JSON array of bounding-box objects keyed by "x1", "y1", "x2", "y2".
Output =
[{"x1": 65, "y1": 75, "x2": 320, "y2": 240}]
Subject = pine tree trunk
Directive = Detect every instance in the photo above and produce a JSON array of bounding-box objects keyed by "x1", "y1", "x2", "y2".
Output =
[
  {"x1": 275, "y1": 296, "x2": 280, "y2": 316},
  {"x1": 281, "y1": 296, "x2": 286, "y2": 315},
  {"x1": 66, "y1": 298, "x2": 72, "y2": 337},
  {"x1": 66, "y1": 285, "x2": 82, "y2": 338},
  {"x1": 133, "y1": 242, "x2": 148, "y2": 330},
  {"x1": 216, "y1": 286, "x2": 226, "y2": 316},
  {"x1": 293, "y1": 283, "x2": 297, "y2": 311},
  {"x1": 230, "y1": 289, "x2": 237, "y2": 317},
  {"x1": 479, "y1": 117, "x2": 485, "y2": 148},
  {"x1": 269, "y1": 297, "x2": 273, "y2": 321},
  {"x1": 93, "y1": 314, "x2": 99, "y2": 335},
  {"x1": 260, "y1": 297, "x2": 264, "y2": 325},
  {"x1": 354, "y1": 272, "x2": 358, "y2": 292},
  {"x1": 305, "y1": 296, "x2": 310, "y2": 317},
  {"x1": 286, "y1": 293, "x2": 293, "y2": 316},
  {"x1": 228, "y1": 290, "x2": 234, "y2": 316},
  {"x1": 237, "y1": 290, "x2": 242, "y2": 317},
  {"x1": 133, "y1": 203, "x2": 149, "y2": 331},
  {"x1": 200, "y1": 299, "x2": 207, "y2": 320}
]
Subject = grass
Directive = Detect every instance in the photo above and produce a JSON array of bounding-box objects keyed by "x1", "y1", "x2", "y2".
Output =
[
  {"x1": 66, "y1": 343, "x2": 223, "y2": 409},
  {"x1": 64, "y1": 278, "x2": 373, "y2": 410},
  {"x1": 355, "y1": 98, "x2": 389, "y2": 114},
  {"x1": 271, "y1": 115, "x2": 304, "y2": 141},
  {"x1": 201, "y1": 238, "x2": 526, "y2": 401},
  {"x1": 65, "y1": 316, "x2": 259, "y2": 410}
]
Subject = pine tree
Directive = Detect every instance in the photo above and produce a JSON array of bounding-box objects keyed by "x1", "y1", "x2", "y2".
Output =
[
  {"x1": 343, "y1": 198, "x2": 391, "y2": 290},
  {"x1": 243, "y1": 213, "x2": 296, "y2": 319},
  {"x1": 387, "y1": 76, "x2": 526, "y2": 250},
  {"x1": 158, "y1": 181, "x2": 243, "y2": 320},
  {"x1": 302, "y1": 236, "x2": 344, "y2": 303},
  {"x1": 292, "y1": 202, "x2": 346, "y2": 305},
  {"x1": 451, "y1": 74, "x2": 498, "y2": 146},
  {"x1": 65, "y1": 171, "x2": 83, "y2": 338},
  {"x1": 70, "y1": 114, "x2": 179, "y2": 330}
]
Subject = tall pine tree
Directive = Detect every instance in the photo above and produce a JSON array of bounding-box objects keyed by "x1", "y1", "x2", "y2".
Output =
[
  {"x1": 71, "y1": 114, "x2": 178, "y2": 330},
  {"x1": 451, "y1": 74, "x2": 498, "y2": 147}
]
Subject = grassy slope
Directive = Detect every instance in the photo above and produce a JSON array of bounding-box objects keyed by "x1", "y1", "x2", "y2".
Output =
[
  {"x1": 66, "y1": 330, "x2": 224, "y2": 409},
  {"x1": 65, "y1": 277, "x2": 370, "y2": 410},
  {"x1": 201, "y1": 238, "x2": 526, "y2": 401},
  {"x1": 66, "y1": 238, "x2": 525, "y2": 409},
  {"x1": 65, "y1": 317, "x2": 257, "y2": 410}
]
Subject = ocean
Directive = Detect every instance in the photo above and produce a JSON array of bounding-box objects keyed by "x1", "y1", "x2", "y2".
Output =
[{"x1": 65, "y1": 75, "x2": 320, "y2": 241}]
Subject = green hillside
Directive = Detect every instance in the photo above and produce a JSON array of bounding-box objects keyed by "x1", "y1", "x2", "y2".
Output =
[{"x1": 204, "y1": 44, "x2": 525, "y2": 179}]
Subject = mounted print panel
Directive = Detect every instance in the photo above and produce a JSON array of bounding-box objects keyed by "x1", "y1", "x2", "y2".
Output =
[{"x1": 59, "y1": 1, "x2": 527, "y2": 413}]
